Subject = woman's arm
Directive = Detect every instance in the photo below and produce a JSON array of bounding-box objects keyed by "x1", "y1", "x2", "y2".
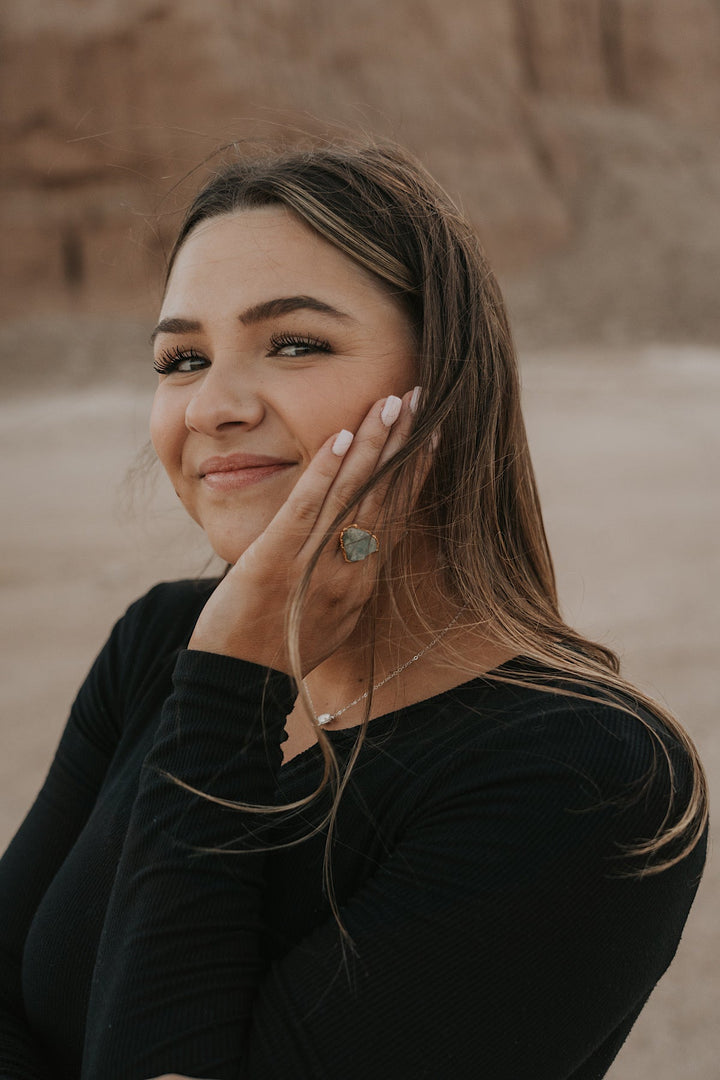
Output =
[
  {"x1": 80, "y1": 650, "x2": 292, "y2": 1079},
  {"x1": 0, "y1": 582, "x2": 204, "y2": 1079},
  {"x1": 0, "y1": 611, "x2": 128, "y2": 1079},
  {"x1": 0, "y1": 719, "x2": 113, "y2": 1079}
]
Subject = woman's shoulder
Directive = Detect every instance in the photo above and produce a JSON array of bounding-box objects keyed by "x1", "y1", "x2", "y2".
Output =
[
  {"x1": 61, "y1": 579, "x2": 220, "y2": 759},
  {"x1": 123, "y1": 575, "x2": 219, "y2": 621},
  {"x1": 428, "y1": 661, "x2": 689, "y2": 779},
  {"x1": 75, "y1": 578, "x2": 220, "y2": 722},
  {"x1": 404, "y1": 658, "x2": 653, "y2": 735},
  {"x1": 113, "y1": 577, "x2": 219, "y2": 655},
  {"x1": 391, "y1": 665, "x2": 702, "y2": 872}
]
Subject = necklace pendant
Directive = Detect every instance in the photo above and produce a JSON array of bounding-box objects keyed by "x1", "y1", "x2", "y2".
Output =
[{"x1": 305, "y1": 603, "x2": 467, "y2": 732}]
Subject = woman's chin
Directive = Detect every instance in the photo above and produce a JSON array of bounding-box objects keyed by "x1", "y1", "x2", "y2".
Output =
[
  {"x1": 199, "y1": 515, "x2": 272, "y2": 567},
  {"x1": 207, "y1": 538, "x2": 254, "y2": 566}
]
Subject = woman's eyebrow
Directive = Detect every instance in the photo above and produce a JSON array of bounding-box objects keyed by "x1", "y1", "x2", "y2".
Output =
[
  {"x1": 150, "y1": 316, "x2": 202, "y2": 344},
  {"x1": 150, "y1": 296, "x2": 353, "y2": 345},
  {"x1": 238, "y1": 295, "x2": 354, "y2": 325}
]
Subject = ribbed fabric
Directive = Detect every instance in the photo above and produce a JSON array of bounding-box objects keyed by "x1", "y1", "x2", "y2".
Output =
[{"x1": 0, "y1": 580, "x2": 706, "y2": 1080}]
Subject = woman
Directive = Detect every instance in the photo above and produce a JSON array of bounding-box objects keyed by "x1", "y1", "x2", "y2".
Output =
[{"x1": 0, "y1": 141, "x2": 707, "y2": 1079}]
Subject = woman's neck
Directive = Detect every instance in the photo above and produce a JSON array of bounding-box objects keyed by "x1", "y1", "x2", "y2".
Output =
[{"x1": 299, "y1": 552, "x2": 510, "y2": 732}]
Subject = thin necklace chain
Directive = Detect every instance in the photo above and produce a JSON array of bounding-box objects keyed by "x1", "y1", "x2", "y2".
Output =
[{"x1": 306, "y1": 605, "x2": 468, "y2": 727}]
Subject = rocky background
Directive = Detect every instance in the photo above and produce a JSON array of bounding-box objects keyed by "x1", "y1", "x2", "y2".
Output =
[
  {"x1": 1, "y1": 2, "x2": 718, "y2": 1077},
  {"x1": 3, "y1": 0, "x2": 720, "y2": 348}
]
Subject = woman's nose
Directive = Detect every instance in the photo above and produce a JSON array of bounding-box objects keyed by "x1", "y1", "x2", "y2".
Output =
[{"x1": 184, "y1": 362, "x2": 265, "y2": 435}]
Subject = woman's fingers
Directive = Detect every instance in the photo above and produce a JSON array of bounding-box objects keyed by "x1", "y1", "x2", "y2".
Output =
[
  {"x1": 256, "y1": 394, "x2": 402, "y2": 562},
  {"x1": 317, "y1": 386, "x2": 428, "y2": 555},
  {"x1": 354, "y1": 386, "x2": 424, "y2": 527},
  {"x1": 260, "y1": 427, "x2": 355, "y2": 555},
  {"x1": 299, "y1": 393, "x2": 407, "y2": 549}
]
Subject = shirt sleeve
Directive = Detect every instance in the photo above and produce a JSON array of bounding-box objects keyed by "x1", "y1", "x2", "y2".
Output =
[
  {"x1": 80, "y1": 651, "x2": 706, "y2": 1080},
  {"x1": 0, "y1": 607, "x2": 128, "y2": 1080}
]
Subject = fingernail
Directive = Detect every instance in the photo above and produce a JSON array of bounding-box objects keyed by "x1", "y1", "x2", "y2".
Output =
[
  {"x1": 380, "y1": 395, "x2": 402, "y2": 427},
  {"x1": 409, "y1": 386, "x2": 422, "y2": 414},
  {"x1": 430, "y1": 430, "x2": 441, "y2": 452},
  {"x1": 332, "y1": 429, "x2": 354, "y2": 456}
]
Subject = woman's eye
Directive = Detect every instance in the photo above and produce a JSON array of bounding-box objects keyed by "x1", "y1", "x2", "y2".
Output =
[
  {"x1": 153, "y1": 347, "x2": 208, "y2": 375},
  {"x1": 268, "y1": 333, "x2": 331, "y2": 358}
]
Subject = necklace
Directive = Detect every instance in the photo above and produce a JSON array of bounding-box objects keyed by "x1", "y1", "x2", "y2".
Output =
[{"x1": 306, "y1": 605, "x2": 468, "y2": 727}]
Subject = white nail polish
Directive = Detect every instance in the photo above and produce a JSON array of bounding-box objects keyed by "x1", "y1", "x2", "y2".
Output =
[
  {"x1": 409, "y1": 386, "x2": 422, "y2": 414},
  {"x1": 332, "y1": 429, "x2": 354, "y2": 456},
  {"x1": 380, "y1": 395, "x2": 402, "y2": 427}
]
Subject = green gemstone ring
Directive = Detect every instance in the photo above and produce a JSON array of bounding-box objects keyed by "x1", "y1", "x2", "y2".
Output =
[{"x1": 339, "y1": 524, "x2": 380, "y2": 563}]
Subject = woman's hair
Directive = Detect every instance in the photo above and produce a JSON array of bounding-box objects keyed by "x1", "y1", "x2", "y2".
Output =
[{"x1": 165, "y1": 139, "x2": 707, "y2": 910}]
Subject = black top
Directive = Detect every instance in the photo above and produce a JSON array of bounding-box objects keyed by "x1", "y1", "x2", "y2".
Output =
[{"x1": 0, "y1": 580, "x2": 706, "y2": 1080}]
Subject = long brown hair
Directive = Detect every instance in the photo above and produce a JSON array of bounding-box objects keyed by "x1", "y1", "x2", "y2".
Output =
[{"x1": 165, "y1": 138, "x2": 707, "y2": 906}]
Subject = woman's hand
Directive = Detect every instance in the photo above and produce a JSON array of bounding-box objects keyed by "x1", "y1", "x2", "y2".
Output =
[{"x1": 187, "y1": 388, "x2": 424, "y2": 675}]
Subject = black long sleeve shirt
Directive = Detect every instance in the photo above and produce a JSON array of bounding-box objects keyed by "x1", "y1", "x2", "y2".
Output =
[{"x1": 0, "y1": 580, "x2": 706, "y2": 1079}]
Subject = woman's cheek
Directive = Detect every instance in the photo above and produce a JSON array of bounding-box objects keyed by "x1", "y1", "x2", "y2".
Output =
[{"x1": 149, "y1": 394, "x2": 181, "y2": 474}]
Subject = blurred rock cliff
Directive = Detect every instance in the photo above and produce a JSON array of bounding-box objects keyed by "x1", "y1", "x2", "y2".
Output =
[{"x1": 2, "y1": 0, "x2": 720, "y2": 349}]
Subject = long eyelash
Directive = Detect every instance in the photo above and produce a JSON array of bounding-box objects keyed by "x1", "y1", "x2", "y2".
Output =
[
  {"x1": 153, "y1": 345, "x2": 204, "y2": 375},
  {"x1": 268, "y1": 332, "x2": 332, "y2": 354}
]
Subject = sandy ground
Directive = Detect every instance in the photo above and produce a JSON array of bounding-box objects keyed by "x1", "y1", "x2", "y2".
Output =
[{"x1": 1, "y1": 344, "x2": 717, "y2": 1078}]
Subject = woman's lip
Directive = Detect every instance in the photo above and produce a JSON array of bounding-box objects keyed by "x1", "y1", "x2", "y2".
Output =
[
  {"x1": 198, "y1": 453, "x2": 294, "y2": 476},
  {"x1": 201, "y1": 462, "x2": 295, "y2": 492}
]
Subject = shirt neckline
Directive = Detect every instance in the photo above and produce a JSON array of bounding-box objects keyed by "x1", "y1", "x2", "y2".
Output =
[{"x1": 281, "y1": 656, "x2": 527, "y2": 771}]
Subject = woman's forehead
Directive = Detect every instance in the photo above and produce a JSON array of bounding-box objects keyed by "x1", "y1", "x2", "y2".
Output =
[{"x1": 163, "y1": 207, "x2": 411, "y2": 322}]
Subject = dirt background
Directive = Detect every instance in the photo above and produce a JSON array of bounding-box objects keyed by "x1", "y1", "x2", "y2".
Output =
[{"x1": 1, "y1": 2, "x2": 718, "y2": 1076}]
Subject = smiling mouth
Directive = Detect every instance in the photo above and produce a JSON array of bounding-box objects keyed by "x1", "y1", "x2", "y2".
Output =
[{"x1": 200, "y1": 462, "x2": 295, "y2": 492}]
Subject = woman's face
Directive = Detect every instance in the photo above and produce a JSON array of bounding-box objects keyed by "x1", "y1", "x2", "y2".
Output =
[{"x1": 150, "y1": 207, "x2": 417, "y2": 563}]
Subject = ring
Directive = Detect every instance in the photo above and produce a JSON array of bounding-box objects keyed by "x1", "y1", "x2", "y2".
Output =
[{"x1": 339, "y1": 524, "x2": 379, "y2": 563}]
